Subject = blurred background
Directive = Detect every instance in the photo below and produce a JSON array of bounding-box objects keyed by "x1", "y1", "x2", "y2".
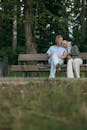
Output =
[{"x1": 0, "y1": 0, "x2": 87, "y2": 64}]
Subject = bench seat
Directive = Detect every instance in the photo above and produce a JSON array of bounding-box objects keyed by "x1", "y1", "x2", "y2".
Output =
[
  {"x1": 10, "y1": 64, "x2": 87, "y2": 72},
  {"x1": 9, "y1": 53, "x2": 87, "y2": 74}
]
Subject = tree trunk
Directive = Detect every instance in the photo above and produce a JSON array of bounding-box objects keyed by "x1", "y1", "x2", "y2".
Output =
[
  {"x1": 24, "y1": 0, "x2": 37, "y2": 54},
  {"x1": 12, "y1": 4, "x2": 17, "y2": 53},
  {"x1": 24, "y1": 0, "x2": 37, "y2": 76},
  {"x1": 80, "y1": 0, "x2": 87, "y2": 38}
]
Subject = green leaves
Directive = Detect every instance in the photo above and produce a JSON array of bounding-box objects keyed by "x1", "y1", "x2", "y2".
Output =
[{"x1": 0, "y1": 0, "x2": 87, "y2": 63}]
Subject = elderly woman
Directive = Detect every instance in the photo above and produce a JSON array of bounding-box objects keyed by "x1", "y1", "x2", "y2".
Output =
[{"x1": 62, "y1": 40, "x2": 83, "y2": 78}]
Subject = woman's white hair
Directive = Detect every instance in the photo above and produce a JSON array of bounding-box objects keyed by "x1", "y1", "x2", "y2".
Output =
[
  {"x1": 63, "y1": 40, "x2": 72, "y2": 47},
  {"x1": 68, "y1": 41, "x2": 72, "y2": 47}
]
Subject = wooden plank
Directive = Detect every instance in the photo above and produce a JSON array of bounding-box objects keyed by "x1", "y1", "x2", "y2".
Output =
[
  {"x1": 10, "y1": 64, "x2": 87, "y2": 72},
  {"x1": 10, "y1": 65, "x2": 39, "y2": 72},
  {"x1": 79, "y1": 53, "x2": 87, "y2": 59},
  {"x1": 18, "y1": 54, "x2": 48, "y2": 61},
  {"x1": 10, "y1": 65, "x2": 50, "y2": 72},
  {"x1": 18, "y1": 53, "x2": 87, "y2": 62}
]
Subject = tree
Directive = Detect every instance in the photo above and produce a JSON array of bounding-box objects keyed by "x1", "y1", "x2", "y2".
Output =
[
  {"x1": 0, "y1": 0, "x2": 87, "y2": 64},
  {"x1": 80, "y1": 0, "x2": 87, "y2": 39},
  {"x1": 12, "y1": 0, "x2": 17, "y2": 53},
  {"x1": 24, "y1": 0, "x2": 37, "y2": 53}
]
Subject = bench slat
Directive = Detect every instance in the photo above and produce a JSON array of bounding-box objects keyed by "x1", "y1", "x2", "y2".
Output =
[
  {"x1": 10, "y1": 65, "x2": 87, "y2": 72},
  {"x1": 18, "y1": 54, "x2": 48, "y2": 61},
  {"x1": 18, "y1": 53, "x2": 87, "y2": 62},
  {"x1": 79, "y1": 53, "x2": 87, "y2": 59}
]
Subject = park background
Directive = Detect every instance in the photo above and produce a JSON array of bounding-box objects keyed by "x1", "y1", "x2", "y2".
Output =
[
  {"x1": 0, "y1": 0, "x2": 87, "y2": 64},
  {"x1": 0, "y1": 0, "x2": 87, "y2": 130}
]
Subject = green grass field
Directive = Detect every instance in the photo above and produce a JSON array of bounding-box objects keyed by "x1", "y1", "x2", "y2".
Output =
[{"x1": 0, "y1": 79, "x2": 87, "y2": 130}]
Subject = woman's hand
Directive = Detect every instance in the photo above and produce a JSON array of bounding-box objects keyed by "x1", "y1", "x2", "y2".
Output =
[{"x1": 59, "y1": 52, "x2": 68, "y2": 59}]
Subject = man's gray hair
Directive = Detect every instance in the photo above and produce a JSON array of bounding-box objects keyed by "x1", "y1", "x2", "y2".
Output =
[{"x1": 55, "y1": 35, "x2": 63, "y2": 43}]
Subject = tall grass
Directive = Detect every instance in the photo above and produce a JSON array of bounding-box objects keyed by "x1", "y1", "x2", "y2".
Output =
[{"x1": 0, "y1": 79, "x2": 87, "y2": 130}]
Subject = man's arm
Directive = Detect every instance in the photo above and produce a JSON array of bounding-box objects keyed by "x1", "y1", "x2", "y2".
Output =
[
  {"x1": 59, "y1": 52, "x2": 68, "y2": 59},
  {"x1": 46, "y1": 46, "x2": 52, "y2": 58}
]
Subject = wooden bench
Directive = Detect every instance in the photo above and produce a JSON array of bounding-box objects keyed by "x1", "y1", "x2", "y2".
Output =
[{"x1": 10, "y1": 53, "x2": 87, "y2": 74}]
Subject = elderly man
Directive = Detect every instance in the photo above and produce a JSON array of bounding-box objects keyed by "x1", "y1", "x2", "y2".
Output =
[
  {"x1": 62, "y1": 40, "x2": 83, "y2": 78},
  {"x1": 46, "y1": 35, "x2": 67, "y2": 79}
]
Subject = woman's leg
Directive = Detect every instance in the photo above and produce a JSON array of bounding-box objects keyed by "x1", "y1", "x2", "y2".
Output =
[
  {"x1": 67, "y1": 58, "x2": 74, "y2": 78},
  {"x1": 73, "y1": 58, "x2": 83, "y2": 78}
]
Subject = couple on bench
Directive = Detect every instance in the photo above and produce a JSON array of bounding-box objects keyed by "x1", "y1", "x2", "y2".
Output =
[{"x1": 46, "y1": 35, "x2": 83, "y2": 79}]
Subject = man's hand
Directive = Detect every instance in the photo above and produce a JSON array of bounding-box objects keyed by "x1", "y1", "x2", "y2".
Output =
[{"x1": 46, "y1": 54, "x2": 52, "y2": 58}]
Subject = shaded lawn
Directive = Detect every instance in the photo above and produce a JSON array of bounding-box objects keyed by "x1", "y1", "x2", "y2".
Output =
[{"x1": 0, "y1": 79, "x2": 87, "y2": 130}]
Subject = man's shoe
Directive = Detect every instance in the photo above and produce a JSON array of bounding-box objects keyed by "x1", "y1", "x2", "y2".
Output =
[{"x1": 48, "y1": 76, "x2": 55, "y2": 80}]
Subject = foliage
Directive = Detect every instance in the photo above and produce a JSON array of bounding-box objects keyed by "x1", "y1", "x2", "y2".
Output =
[{"x1": 0, "y1": 0, "x2": 87, "y2": 64}]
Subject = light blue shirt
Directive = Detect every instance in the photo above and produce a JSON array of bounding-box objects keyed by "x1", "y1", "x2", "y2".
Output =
[{"x1": 46, "y1": 45, "x2": 66, "y2": 57}]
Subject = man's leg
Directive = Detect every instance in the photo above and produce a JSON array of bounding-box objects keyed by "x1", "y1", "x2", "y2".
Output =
[
  {"x1": 67, "y1": 58, "x2": 74, "y2": 78},
  {"x1": 73, "y1": 58, "x2": 83, "y2": 78},
  {"x1": 49, "y1": 54, "x2": 63, "y2": 79},
  {"x1": 49, "y1": 59, "x2": 56, "y2": 79}
]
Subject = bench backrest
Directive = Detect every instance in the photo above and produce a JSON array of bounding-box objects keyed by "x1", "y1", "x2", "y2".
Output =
[
  {"x1": 18, "y1": 54, "x2": 48, "y2": 61},
  {"x1": 18, "y1": 53, "x2": 87, "y2": 62}
]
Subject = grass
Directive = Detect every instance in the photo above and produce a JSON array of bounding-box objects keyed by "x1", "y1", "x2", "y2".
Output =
[
  {"x1": 8, "y1": 70, "x2": 87, "y2": 77},
  {"x1": 0, "y1": 79, "x2": 87, "y2": 130}
]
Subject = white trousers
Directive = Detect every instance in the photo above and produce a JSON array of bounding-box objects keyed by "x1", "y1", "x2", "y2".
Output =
[
  {"x1": 67, "y1": 58, "x2": 83, "y2": 78},
  {"x1": 48, "y1": 54, "x2": 64, "y2": 78}
]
